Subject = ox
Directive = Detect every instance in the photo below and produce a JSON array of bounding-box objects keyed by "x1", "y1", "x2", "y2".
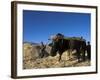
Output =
[{"x1": 50, "y1": 33, "x2": 86, "y2": 62}]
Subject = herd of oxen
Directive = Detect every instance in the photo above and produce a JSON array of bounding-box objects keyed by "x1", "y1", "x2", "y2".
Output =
[{"x1": 39, "y1": 33, "x2": 91, "y2": 62}]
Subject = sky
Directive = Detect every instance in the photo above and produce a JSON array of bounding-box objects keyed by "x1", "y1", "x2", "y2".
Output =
[{"x1": 23, "y1": 10, "x2": 91, "y2": 44}]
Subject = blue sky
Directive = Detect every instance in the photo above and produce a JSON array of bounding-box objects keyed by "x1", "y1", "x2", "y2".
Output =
[{"x1": 23, "y1": 10, "x2": 91, "y2": 43}]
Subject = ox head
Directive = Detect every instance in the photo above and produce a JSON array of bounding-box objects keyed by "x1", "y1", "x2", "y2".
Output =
[
  {"x1": 39, "y1": 42, "x2": 50, "y2": 58},
  {"x1": 49, "y1": 33, "x2": 64, "y2": 57}
]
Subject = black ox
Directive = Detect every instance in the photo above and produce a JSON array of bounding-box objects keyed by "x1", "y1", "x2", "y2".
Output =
[{"x1": 50, "y1": 35, "x2": 86, "y2": 62}]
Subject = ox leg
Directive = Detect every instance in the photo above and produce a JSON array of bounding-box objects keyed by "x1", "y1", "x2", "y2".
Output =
[
  {"x1": 68, "y1": 49, "x2": 73, "y2": 60},
  {"x1": 82, "y1": 50, "x2": 86, "y2": 61},
  {"x1": 67, "y1": 50, "x2": 70, "y2": 60},
  {"x1": 59, "y1": 53, "x2": 63, "y2": 61},
  {"x1": 76, "y1": 49, "x2": 81, "y2": 62},
  {"x1": 67, "y1": 50, "x2": 71, "y2": 60}
]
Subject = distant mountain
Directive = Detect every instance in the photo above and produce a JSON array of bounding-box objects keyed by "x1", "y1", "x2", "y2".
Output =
[{"x1": 23, "y1": 42, "x2": 40, "y2": 46}]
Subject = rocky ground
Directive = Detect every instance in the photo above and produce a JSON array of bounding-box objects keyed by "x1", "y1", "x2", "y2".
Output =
[
  {"x1": 23, "y1": 56, "x2": 90, "y2": 69},
  {"x1": 23, "y1": 42, "x2": 90, "y2": 69}
]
